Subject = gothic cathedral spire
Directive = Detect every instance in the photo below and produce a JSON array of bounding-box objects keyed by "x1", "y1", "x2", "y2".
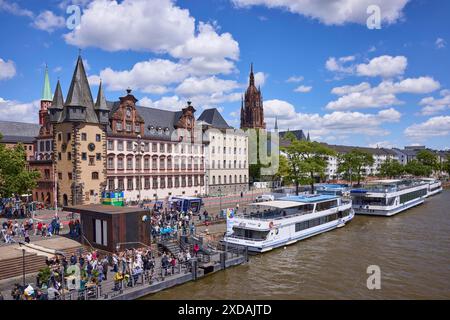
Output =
[{"x1": 240, "y1": 63, "x2": 266, "y2": 129}]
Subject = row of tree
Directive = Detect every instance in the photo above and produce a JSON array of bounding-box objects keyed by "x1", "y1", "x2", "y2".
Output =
[
  {"x1": 278, "y1": 133, "x2": 450, "y2": 195},
  {"x1": 0, "y1": 133, "x2": 41, "y2": 199}
]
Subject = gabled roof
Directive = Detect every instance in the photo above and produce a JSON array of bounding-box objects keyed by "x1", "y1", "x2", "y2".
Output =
[
  {"x1": 197, "y1": 108, "x2": 231, "y2": 129},
  {"x1": 0, "y1": 121, "x2": 40, "y2": 143},
  {"x1": 279, "y1": 130, "x2": 307, "y2": 141}
]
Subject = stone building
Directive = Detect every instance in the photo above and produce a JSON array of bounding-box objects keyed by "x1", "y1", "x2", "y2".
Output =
[{"x1": 198, "y1": 108, "x2": 248, "y2": 195}]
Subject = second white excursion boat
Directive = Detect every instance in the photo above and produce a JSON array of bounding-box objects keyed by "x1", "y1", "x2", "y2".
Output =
[
  {"x1": 222, "y1": 194, "x2": 354, "y2": 253},
  {"x1": 350, "y1": 179, "x2": 428, "y2": 216},
  {"x1": 419, "y1": 178, "x2": 443, "y2": 197}
]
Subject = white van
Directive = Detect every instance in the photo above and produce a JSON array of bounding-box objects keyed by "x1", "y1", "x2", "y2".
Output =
[{"x1": 255, "y1": 194, "x2": 275, "y2": 202}]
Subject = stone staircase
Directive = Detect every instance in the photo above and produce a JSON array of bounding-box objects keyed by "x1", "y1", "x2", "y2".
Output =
[{"x1": 158, "y1": 239, "x2": 181, "y2": 256}]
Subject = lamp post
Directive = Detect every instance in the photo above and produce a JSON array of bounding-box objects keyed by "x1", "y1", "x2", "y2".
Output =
[{"x1": 133, "y1": 135, "x2": 145, "y2": 206}]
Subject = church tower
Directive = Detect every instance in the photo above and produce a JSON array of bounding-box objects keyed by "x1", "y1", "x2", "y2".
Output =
[
  {"x1": 39, "y1": 65, "x2": 52, "y2": 127},
  {"x1": 240, "y1": 63, "x2": 266, "y2": 129}
]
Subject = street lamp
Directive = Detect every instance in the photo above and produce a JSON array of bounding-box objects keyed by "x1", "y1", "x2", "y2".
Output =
[{"x1": 133, "y1": 134, "x2": 145, "y2": 206}]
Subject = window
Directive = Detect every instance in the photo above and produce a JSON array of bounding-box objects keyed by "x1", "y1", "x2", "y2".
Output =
[
  {"x1": 152, "y1": 157, "x2": 157, "y2": 170},
  {"x1": 58, "y1": 172, "x2": 62, "y2": 180},
  {"x1": 212, "y1": 160, "x2": 215, "y2": 169},
  {"x1": 58, "y1": 133, "x2": 62, "y2": 141},
  {"x1": 117, "y1": 157, "x2": 124, "y2": 170},
  {"x1": 68, "y1": 172, "x2": 72, "y2": 180},
  {"x1": 44, "y1": 169, "x2": 50, "y2": 180},
  {"x1": 67, "y1": 152, "x2": 72, "y2": 160},
  {"x1": 127, "y1": 141, "x2": 133, "y2": 151},
  {"x1": 212, "y1": 176, "x2": 216, "y2": 185},
  {"x1": 96, "y1": 134, "x2": 101, "y2": 142},
  {"x1": 107, "y1": 140, "x2": 114, "y2": 150},
  {"x1": 58, "y1": 152, "x2": 62, "y2": 161},
  {"x1": 89, "y1": 156, "x2": 95, "y2": 166},
  {"x1": 127, "y1": 178, "x2": 133, "y2": 190},
  {"x1": 160, "y1": 177, "x2": 165, "y2": 189},
  {"x1": 117, "y1": 141, "x2": 124, "y2": 151},
  {"x1": 144, "y1": 143, "x2": 149, "y2": 152},
  {"x1": 160, "y1": 143, "x2": 165, "y2": 153},
  {"x1": 81, "y1": 153, "x2": 87, "y2": 161},
  {"x1": 107, "y1": 157, "x2": 114, "y2": 170},
  {"x1": 81, "y1": 133, "x2": 87, "y2": 141},
  {"x1": 188, "y1": 176, "x2": 193, "y2": 187},
  {"x1": 92, "y1": 172, "x2": 99, "y2": 180},
  {"x1": 127, "y1": 157, "x2": 133, "y2": 170},
  {"x1": 135, "y1": 157, "x2": 141, "y2": 170},
  {"x1": 135, "y1": 125, "x2": 140, "y2": 133},
  {"x1": 144, "y1": 157, "x2": 150, "y2": 170},
  {"x1": 159, "y1": 157, "x2": 165, "y2": 170},
  {"x1": 96, "y1": 153, "x2": 101, "y2": 161},
  {"x1": 118, "y1": 178, "x2": 124, "y2": 190},
  {"x1": 40, "y1": 141, "x2": 44, "y2": 152},
  {"x1": 126, "y1": 123, "x2": 132, "y2": 132},
  {"x1": 152, "y1": 177, "x2": 158, "y2": 189},
  {"x1": 174, "y1": 176, "x2": 180, "y2": 188},
  {"x1": 108, "y1": 178, "x2": 115, "y2": 190},
  {"x1": 200, "y1": 175, "x2": 204, "y2": 186},
  {"x1": 116, "y1": 122, "x2": 123, "y2": 131},
  {"x1": 167, "y1": 157, "x2": 172, "y2": 170},
  {"x1": 152, "y1": 143, "x2": 157, "y2": 152},
  {"x1": 144, "y1": 177, "x2": 150, "y2": 189},
  {"x1": 67, "y1": 133, "x2": 71, "y2": 141},
  {"x1": 167, "y1": 144, "x2": 172, "y2": 153},
  {"x1": 167, "y1": 176, "x2": 173, "y2": 188},
  {"x1": 181, "y1": 176, "x2": 186, "y2": 187}
]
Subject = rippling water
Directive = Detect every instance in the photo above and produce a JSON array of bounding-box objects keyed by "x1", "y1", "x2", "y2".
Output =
[{"x1": 146, "y1": 190, "x2": 450, "y2": 299}]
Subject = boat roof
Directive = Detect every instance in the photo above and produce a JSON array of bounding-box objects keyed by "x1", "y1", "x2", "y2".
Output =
[
  {"x1": 249, "y1": 200, "x2": 307, "y2": 209},
  {"x1": 367, "y1": 179, "x2": 401, "y2": 184},
  {"x1": 316, "y1": 184, "x2": 349, "y2": 189},
  {"x1": 279, "y1": 194, "x2": 339, "y2": 203}
]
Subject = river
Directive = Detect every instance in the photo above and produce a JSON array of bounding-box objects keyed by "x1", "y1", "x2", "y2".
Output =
[{"x1": 146, "y1": 190, "x2": 450, "y2": 299}]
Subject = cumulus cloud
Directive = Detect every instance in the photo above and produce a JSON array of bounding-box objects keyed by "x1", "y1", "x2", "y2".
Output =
[
  {"x1": 139, "y1": 95, "x2": 185, "y2": 112},
  {"x1": 286, "y1": 75, "x2": 304, "y2": 83},
  {"x1": 435, "y1": 38, "x2": 446, "y2": 49},
  {"x1": 254, "y1": 72, "x2": 266, "y2": 87},
  {"x1": 32, "y1": 10, "x2": 65, "y2": 32},
  {"x1": 326, "y1": 77, "x2": 440, "y2": 110},
  {"x1": 175, "y1": 76, "x2": 240, "y2": 96},
  {"x1": 0, "y1": 97, "x2": 40, "y2": 123},
  {"x1": 264, "y1": 99, "x2": 401, "y2": 137},
  {"x1": 356, "y1": 55, "x2": 407, "y2": 78},
  {"x1": 0, "y1": 58, "x2": 16, "y2": 80},
  {"x1": 294, "y1": 85, "x2": 312, "y2": 93},
  {"x1": 404, "y1": 116, "x2": 450, "y2": 138},
  {"x1": 325, "y1": 56, "x2": 355, "y2": 74},
  {"x1": 231, "y1": 0, "x2": 409, "y2": 26},
  {"x1": 0, "y1": 0, "x2": 33, "y2": 17},
  {"x1": 419, "y1": 89, "x2": 450, "y2": 115}
]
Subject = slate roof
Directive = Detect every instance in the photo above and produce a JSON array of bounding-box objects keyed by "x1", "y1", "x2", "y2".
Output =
[
  {"x1": 197, "y1": 108, "x2": 231, "y2": 129},
  {"x1": 279, "y1": 130, "x2": 307, "y2": 141},
  {"x1": 0, "y1": 121, "x2": 40, "y2": 144}
]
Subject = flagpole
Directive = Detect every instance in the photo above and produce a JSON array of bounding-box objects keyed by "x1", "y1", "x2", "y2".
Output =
[{"x1": 54, "y1": 161, "x2": 58, "y2": 217}]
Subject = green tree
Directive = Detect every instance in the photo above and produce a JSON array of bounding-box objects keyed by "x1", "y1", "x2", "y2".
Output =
[
  {"x1": 404, "y1": 159, "x2": 430, "y2": 177},
  {"x1": 274, "y1": 154, "x2": 289, "y2": 185},
  {"x1": 416, "y1": 149, "x2": 439, "y2": 175},
  {"x1": 379, "y1": 158, "x2": 404, "y2": 178},
  {"x1": 281, "y1": 132, "x2": 335, "y2": 195},
  {"x1": 0, "y1": 133, "x2": 41, "y2": 198},
  {"x1": 337, "y1": 149, "x2": 374, "y2": 186},
  {"x1": 443, "y1": 157, "x2": 450, "y2": 177}
]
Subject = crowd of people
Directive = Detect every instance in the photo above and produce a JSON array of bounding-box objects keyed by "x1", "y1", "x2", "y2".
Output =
[
  {"x1": 0, "y1": 198, "x2": 32, "y2": 219},
  {"x1": 1, "y1": 216, "x2": 63, "y2": 244},
  {"x1": 7, "y1": 245, "x2": 196, "y2": 300}
]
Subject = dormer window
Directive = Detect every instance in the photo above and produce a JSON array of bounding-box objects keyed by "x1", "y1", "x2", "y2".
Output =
[
  {"x1": 149, "y1": 125, "x2": 155, "y2": 134},
  {"x1": 135, "y1": 125, "x2": 140, "y2": 133},
  {"x1": 164, "y1": 128, "x2": 170, "y2": 135},
  {"x1": 126, "y1": 108, "x2": 132, "y2": 118},
  {"x1": 116, "y1": 122, "x2": 123, "y2": 131},
  {"x1": 126, "y1": 123, "x2": 132, "y2": 132}
]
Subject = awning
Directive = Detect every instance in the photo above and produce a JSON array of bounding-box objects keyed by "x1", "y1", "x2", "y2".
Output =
[{"x1": 249, "y1": 200, "x2": 304, "y2": 209}]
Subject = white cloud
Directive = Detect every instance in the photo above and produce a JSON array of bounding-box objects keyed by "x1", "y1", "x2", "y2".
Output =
[
  {"x1": 435, "y1": 38, "x2": 446, "y2": 49},
  {"x1": 0, "y1": 97, "x2": 40, "y2": 123},
  {"x1": 286, "y1": 75, "x2": 304, "y2": 83},
  {"x1": 64, "y1": 0, "x2": 195, "y2": 53},
  {"x1": 294, "y1": 85, "x2": 312, "y2": 93},
  {"x1": 0, "y1": 0, "x2": 33, "y2": 17},
  {"x1": 254, "y1": 72, "x2": 266, "y2": 87},
  {"x1": 139, "y1": 95, "x2": 185, "y2": 112},
  {"x1": 326, "y1": 77, "x2": 440, "y2": 110},
  {"x1": 264, "y1": 99, "x2": 400, "y2": 138},
  {"x1": 0, "y1": 58, "x2": 16, "y2": 80},
  {"x1": 356, "y1": 55, "x2": 407, "y2": 78},
  {"x1": 32, "y1": 10, "x2": 65, "y2": 33},
  {"x1": 404, "y1": 116, "x2": 450, "y2": 138},
  {"x1": 231, "y1": 0, "x2": 409, "y2": 26},
  {"x1": 325, "y1": 56, "x2": 355, "y2": 74},
  {"x1": 419, "y1": 89, "x2": 450, "y2": 115},
  {"x1": 175, "y1": 76, "x2": 239, "y2": 96}
]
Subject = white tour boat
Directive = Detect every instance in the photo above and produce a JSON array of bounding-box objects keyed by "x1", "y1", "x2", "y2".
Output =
[
  {"x1": 350, "y1": 179, "x2": 428, "y2": 216},
  {"x1": 222, "y1": 194, "x2": 354, "y2": 253},
  {"x1": 419, "y1": 178, "x2": 442, "y2": 197}
]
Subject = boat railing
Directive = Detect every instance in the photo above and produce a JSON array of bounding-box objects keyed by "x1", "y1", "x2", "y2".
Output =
[{"x1": 225, "y1": 234, "x2": 266, "y2": 242}]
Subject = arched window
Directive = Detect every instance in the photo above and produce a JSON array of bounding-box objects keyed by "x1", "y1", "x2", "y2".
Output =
[
  {"x1": 92, "y1": 172, "x2": 99, "y2": 180},
  {"x1": 212, "y1": 176, "x2": 216, "y2": 184},
  {"x1": 224, "y1": 175, "x2": 227, "y2": 184}
]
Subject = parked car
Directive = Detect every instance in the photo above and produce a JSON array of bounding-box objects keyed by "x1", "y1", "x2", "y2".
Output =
[{"x1": 255, "y1": 194, "x2": 275, "y2": 202}]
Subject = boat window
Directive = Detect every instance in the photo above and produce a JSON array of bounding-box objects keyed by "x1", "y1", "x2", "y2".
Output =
[
  {"x1": 232, "y1": 227, "x2": 269, "y2": 240},
  {"x1": 352, "y1": 197, "x2": 386, "y2": 206},
  {"x1": 316, "y1": 200, "x2": 338, "y2": 211},
  {"x1": 386, "y1": 197, "x2": 395, "y2": 206},
  {"x1": 399, "y1": 189, "x2": 427, "y2": 204}
]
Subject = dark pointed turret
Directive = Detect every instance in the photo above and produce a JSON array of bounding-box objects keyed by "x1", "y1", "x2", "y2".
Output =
[
  {"x1": 95, "y1": 80, "x2": 109, "y2": 124},
  {"x1": 49, "y1": 80, "x2": 65, "y2": 123},
  {"x1": 307, "y1": 132, "x2": 310, "y2": 142},
  {"x1": 240, "y1": 63, "x2": 265, "y2": 129},
  {"x1": 64, "y1": 55, "x2": 98, "y2": 123}
]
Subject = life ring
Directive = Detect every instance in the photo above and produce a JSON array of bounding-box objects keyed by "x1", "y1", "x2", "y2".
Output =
[{"x1": 269, "y1": 221, "x2": 274, "y2": 229}]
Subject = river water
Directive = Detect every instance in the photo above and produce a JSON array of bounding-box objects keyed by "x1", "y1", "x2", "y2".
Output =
[{"x1": 147, "y1": 190, "x2": 450, "y2": 299}]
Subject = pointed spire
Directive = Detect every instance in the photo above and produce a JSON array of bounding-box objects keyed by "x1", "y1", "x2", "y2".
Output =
[
  {"x1": 274, "y1": 117, "x2": 278, "y2": 131},
  {"x1": 51, "y1": 80, "x2": 64, "y2": 110},
  {"x1": 42, "y1": 64, "x2": 52, "y2": 101},
  {"x1": 249, "y1": 63, "x2": 255, "y2": 86},
  {"x1": 307, "y1": 131, "x2": 310, "y2": 141},
  {"x1": 95, "y1": 80, "x2": 109, "y2": 111}
]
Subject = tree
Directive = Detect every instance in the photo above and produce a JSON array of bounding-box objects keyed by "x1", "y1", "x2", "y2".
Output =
[
  {"x1": 416, "y1": 149, "x2": 439, "y2": 175},
  {"x1": 0, "y1": 133, "x2": 41, "y2": 198},
  {"x1": 274, "y1": 154, "x2": 289, "y2": 185},
  {"x1": 281, "y1": 132, "x2": 335, "y2": 195},
  {"x1": 443, "y1": 157, "x2": 450, "y2": 177},
  {"x1": 379, "y1": 158, "x2": 404, "y2": 178},
  {"x1": 337, "y1": 149, "x2": 374, "y2": 186},
  {"x1": 404, "y1": 159, "x2": 430, "y2": 177}
]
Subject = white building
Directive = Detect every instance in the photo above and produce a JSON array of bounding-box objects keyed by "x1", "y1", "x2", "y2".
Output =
[{"x1": 198, "y1": 108, "x2": 249, "y2": 195}]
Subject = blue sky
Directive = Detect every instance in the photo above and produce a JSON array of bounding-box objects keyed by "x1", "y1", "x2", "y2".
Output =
[{"x1": 0, "y1": 0, "x2": 449, "y2": 150}]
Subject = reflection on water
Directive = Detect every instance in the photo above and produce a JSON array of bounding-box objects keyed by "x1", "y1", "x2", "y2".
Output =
[{"x1": 146, "y1": 190, "x2": 450, "y2": 299}]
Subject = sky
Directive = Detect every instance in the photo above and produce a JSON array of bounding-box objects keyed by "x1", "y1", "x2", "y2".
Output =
[{"x1": 0, "y1": 0, "x2": 449, "y2": 150}]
